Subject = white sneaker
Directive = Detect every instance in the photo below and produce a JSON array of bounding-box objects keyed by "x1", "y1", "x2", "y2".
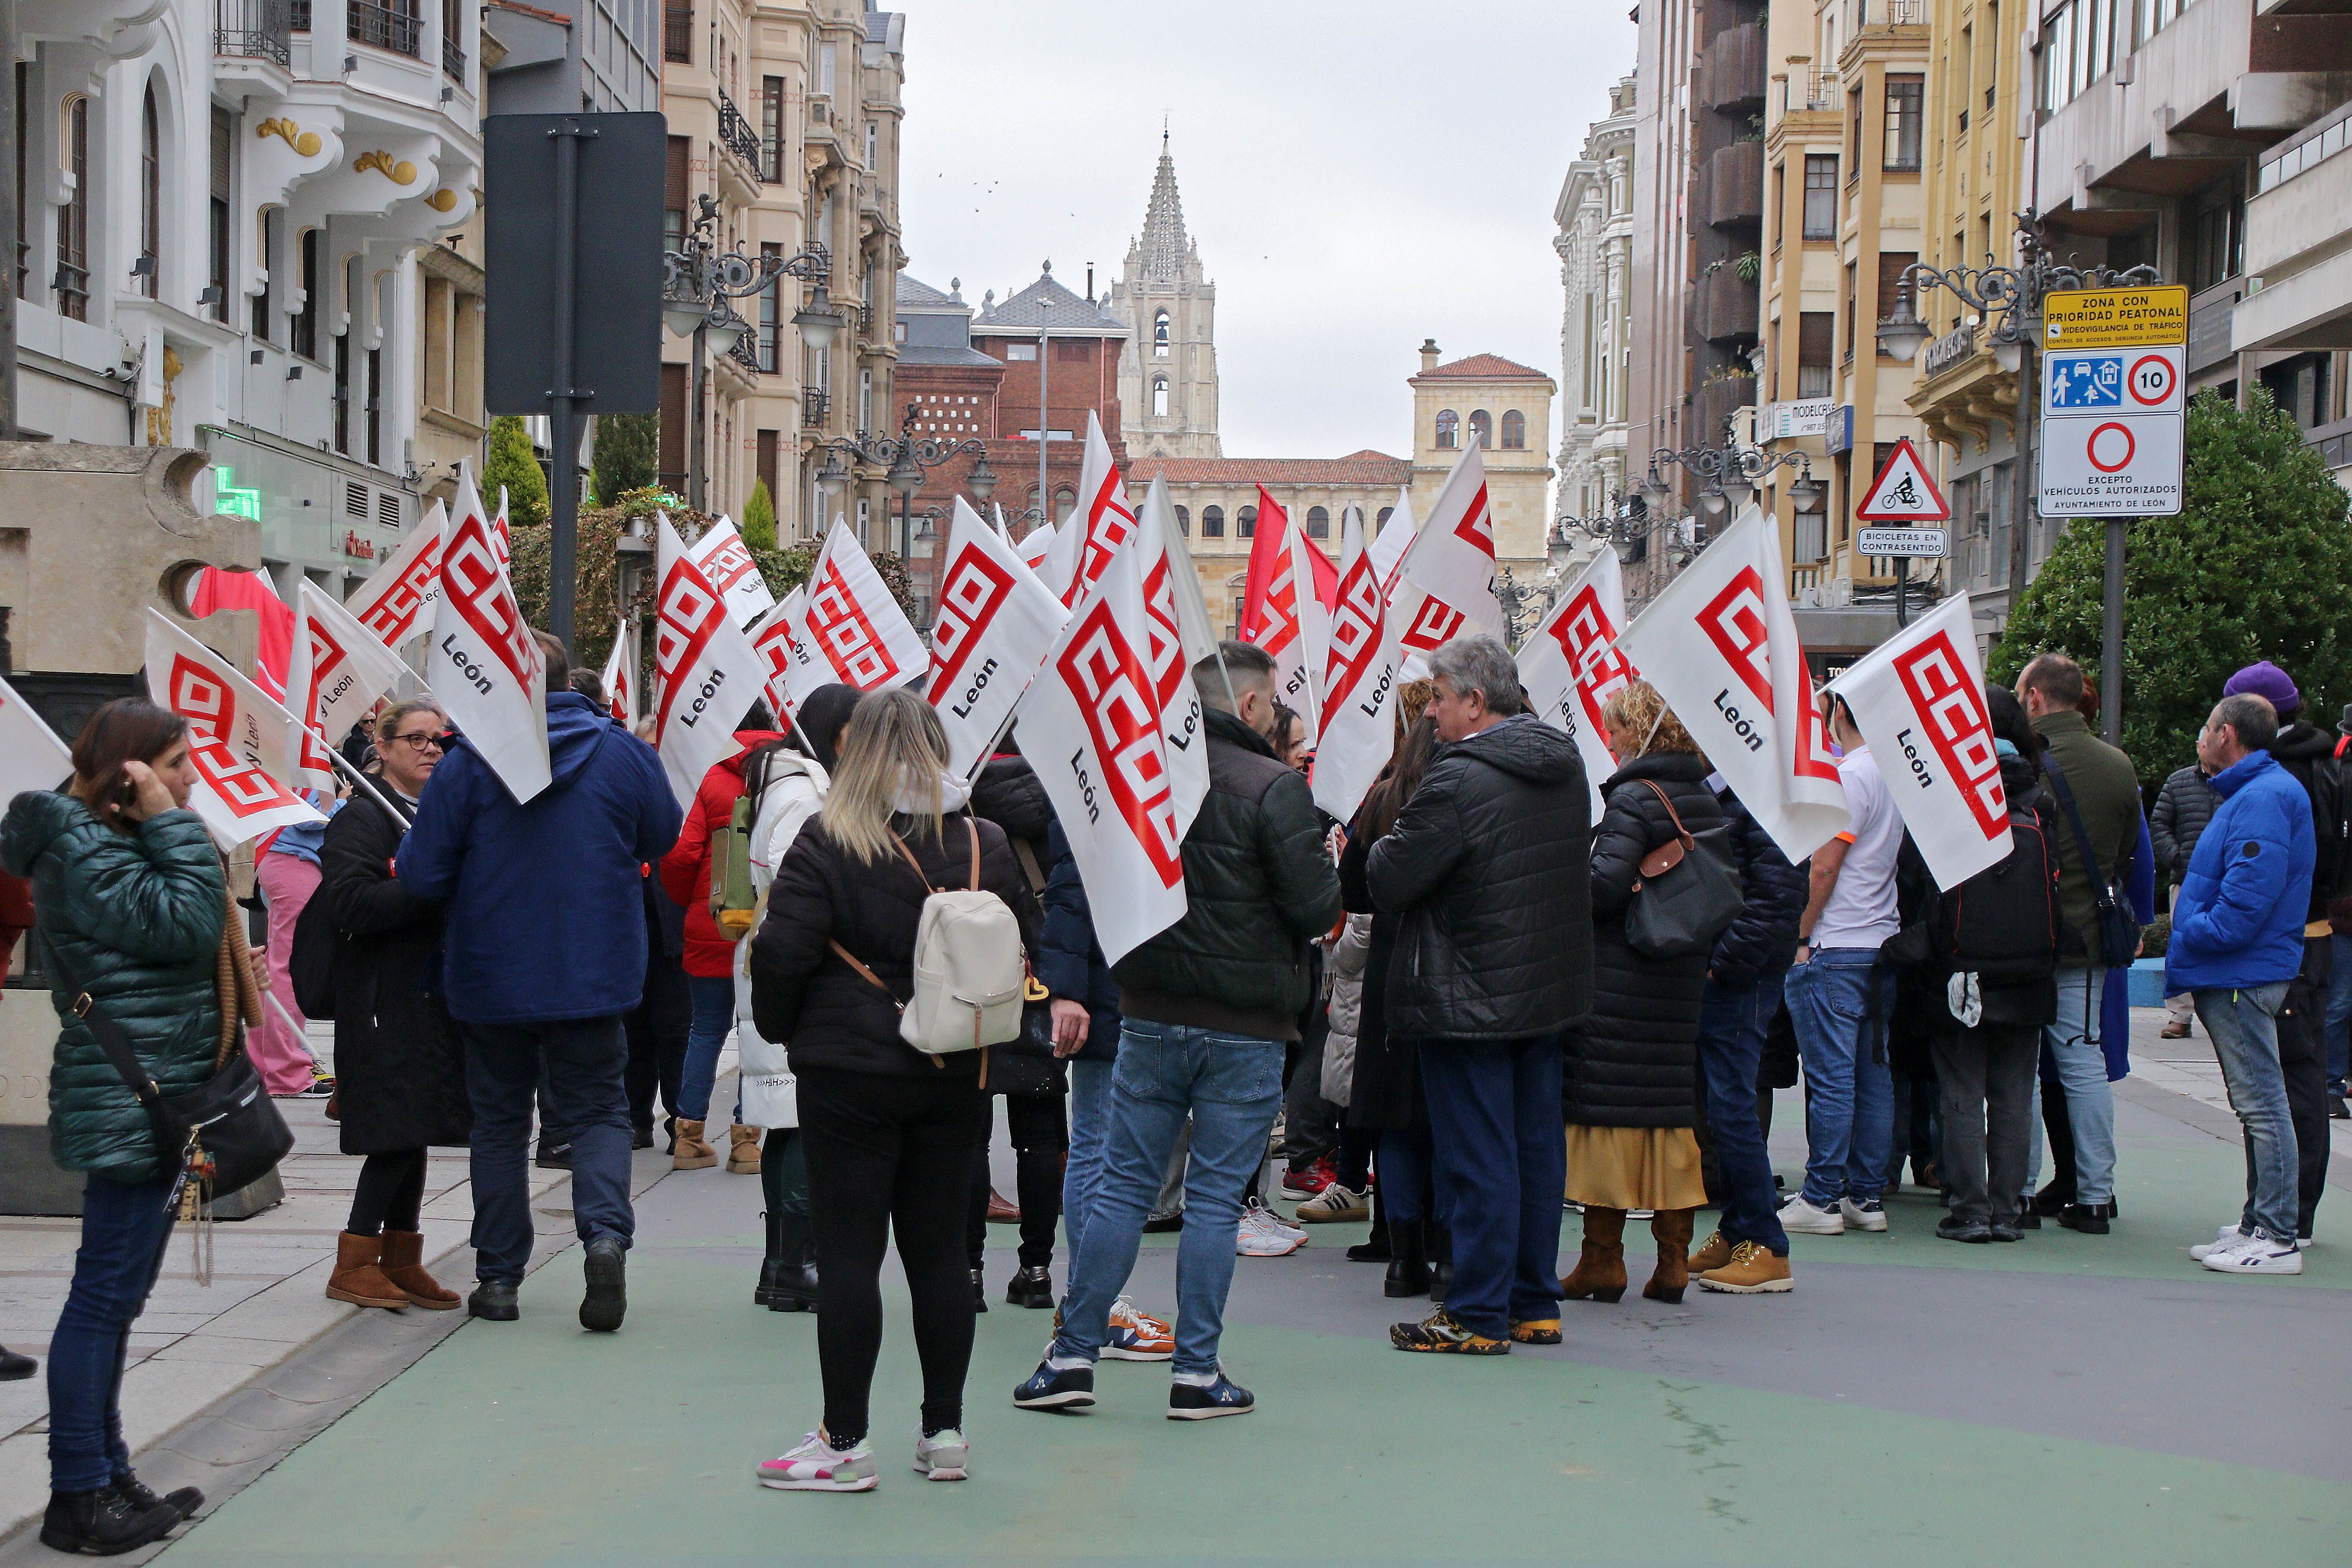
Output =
[
  {"x1": 1236, "y1": 1206, "x2": 1305, "y2": 1257},
  {"x1": 1838, "y1": 1197, "x2": 1889, "y2": 1232},
  {"x1": 913, "y1": 1428, "x2": 968, "y2": 1481},
  {"x1": 2191, "y1": 1225, "x2": 2248, "y2": 1262},
  {"x1": 1777, "y1": 1195, "x2": 1845, "y2": 1235},
  {"x1": 1294, "y1": 1183, "x2": 1370, "y2": 1223},
  {"x1": 1252, "y1": 1200, "x2": 1306, "y2": 1239},
  {"x1": 756, "y1": 1431, "x2": 878, "y2": 1491},
  {"x1": 2199, "y1": 1232, "x2": 2303, "y2": 1275}
]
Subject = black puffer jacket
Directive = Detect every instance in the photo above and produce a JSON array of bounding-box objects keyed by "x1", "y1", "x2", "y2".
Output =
[
  {"x1": 1367, "y1": 713, "x2": 1592, "y2": 1043},
  {"x1": 2149, "y1": 763, "x2": 2215, "y2": 885},
  {"x1": 320, "y1": 790, "x2": 471, "y2": 1154},
  {"x1": 750, "y1": 808, "x2": 1042, "y2": 1078},
  {"x1": 1566, "y1": 751, "x2": 1724, "y2": 1127},
  {"x1": 1709, "y1": 784, "x2": 1806, "y2": 988},
  {"x1": 970, "y1": 753, "x2": 1054, "y2": 865},
  {"x1": 2269, "y1": 721, "x2": 2352, "y2": 921},
  {"x1": 1112, "y1": 710, "x2": 1341, "y2": 1043}
]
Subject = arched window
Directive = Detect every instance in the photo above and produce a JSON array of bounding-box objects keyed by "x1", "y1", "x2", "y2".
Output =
[
  {"x1": 1238, "y1": 504, "x2": 1256, "y2": 539},
  {"x1": 1201, "y1": 505, "x2": 1224, "y2": 537},
  {"x1": 1173, "y1": 505, "x2": 1190, "y2": 535},
  {"x1": 1501, "y1": 409, "x2": 1526, "y2": 449},
  {"x1": 139, "y1": 86, "x2": 160, "y2": 300},
  {"x1": 1153, "y1": 309, "x2": 1170, "y2": 356},
  {"x1": 1054, "y1": 487, "x2": 1076, "y2": 525},
  {"x1": 1376, "y1": 506, "x2": 1394, "y2": 528},
  {"x1": 1434, "y1": 409, "x2": 1458, "y2": 449},
  {"x1": 1305, "y1": 505, "x2": 1329, "y2": 539},
  {"x1": 1152, "y1": 377, "x2": 1169, "y2": 417},
  {"x1": 1469, "y1": 410, "x2": 1492, "y2": 448}
]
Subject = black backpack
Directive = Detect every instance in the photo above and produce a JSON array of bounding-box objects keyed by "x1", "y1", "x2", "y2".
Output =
[{"x1": 1931, "y1": 800, "x2": 2062, "y2": 986}]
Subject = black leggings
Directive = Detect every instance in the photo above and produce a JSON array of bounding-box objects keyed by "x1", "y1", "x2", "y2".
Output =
[
  {"x1": 966, "y1": 1092, "x2": 1068, "y2": 1271},
  {"x1": 798, "y1": 1066, "x2": 988, "y2": 1447},
  {"x1": 348, "y1": 1147, "x2": 426, "y2": 1236}
]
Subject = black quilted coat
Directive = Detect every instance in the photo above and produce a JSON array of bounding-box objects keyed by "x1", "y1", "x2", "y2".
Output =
[
  {"x1": 750, "y1": 808, "x2": 1041, "y2": 1078},
  {"x1": 1708, "y1": 785, "x2": 1807, "y2": 989},
  {"x1": 1366, "y1": 714, "x2": 1593, "y2": 1043},
  {"x1": 1566, "y1": 751, "x2": 1725, "y2": 1128},
  {"x1": 320, "y1": 790, "x2": 472, "y2": 1154}
]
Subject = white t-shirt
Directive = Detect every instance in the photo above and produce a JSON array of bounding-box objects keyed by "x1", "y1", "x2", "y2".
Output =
[{"x1": 1810, "y1": 746, "x2": 1903, "y2": 950}]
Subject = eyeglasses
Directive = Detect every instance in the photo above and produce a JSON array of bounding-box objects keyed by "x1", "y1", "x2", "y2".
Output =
[{"x1": 388, "y1": 731, "x2": 447, "y2": 752}]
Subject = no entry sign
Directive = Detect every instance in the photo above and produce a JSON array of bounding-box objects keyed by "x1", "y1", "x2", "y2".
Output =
[{"x1": 2038, "y1": 286, "x2": 2187, "y2": 518}]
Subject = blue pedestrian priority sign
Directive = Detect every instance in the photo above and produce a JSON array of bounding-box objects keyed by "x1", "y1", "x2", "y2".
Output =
[{"x1": 2047, "y1": 354, "x2": 2124, "y2": 410}]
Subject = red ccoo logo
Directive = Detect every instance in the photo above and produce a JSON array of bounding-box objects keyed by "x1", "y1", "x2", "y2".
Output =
[
  {"x1": 1698, "y1": 568, "x2": 1773, "y2": 707},
  {"x1": 1057, "y1": 600, "x2": 1183, "y2": 888},
  {"x1": 1893, "y1": 631, "x2": 2006, "y2": 837},
  {"x1": 929, "y1": 548, "x2": 1014, "y2": 694},
  {"x1": 808, "y1": 557, "x2": 901, "y2": 688}
]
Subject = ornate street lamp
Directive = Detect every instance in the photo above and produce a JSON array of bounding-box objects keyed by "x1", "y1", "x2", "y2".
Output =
[{"x1": 809, "y1": 401, "x2": 994, "y2": 557}]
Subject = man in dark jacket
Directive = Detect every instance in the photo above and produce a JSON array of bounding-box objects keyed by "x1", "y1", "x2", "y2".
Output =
[
  {"x1": 1020, "y1": 641, "x2": 1339, "y2": 1419},
  {"x1": 1691, "y1": 780, "x2": 1807, "y2": 1293},
  {"x1": 1367, "y1": 634, "x2": 1591, "y2": 1355},
  {"x1": 396, "y1": 634, "x2": 683, "y2": 1330},
  {"x1": 2223, "y1": 660, "x2": 2346, "y2": 1237},
  {"x1": 2150, "y1": 760, "x2": 2217, "y2": 1038}
]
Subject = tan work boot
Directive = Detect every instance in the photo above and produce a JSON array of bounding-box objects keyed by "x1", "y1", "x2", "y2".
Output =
[
  {"x1": 672, "y1": 1118, "x2": 718, "y2": 1170},
  {"x1": 380, "y1": 1230, "x2": 459, "y2": 1309},
  {"x1": 727, "y1": 1123, "x2": 763, "y2": 1175},
  {"x1": 1688, "y1": 1230, "x2": 1734, "y2": 1275},
  {"x1": 1698, "y1": 1240, "x2": 1794, "y2": 1294},
  {"x1": 326, "y1": 1232, "x2": 410, "y2": 1309}
]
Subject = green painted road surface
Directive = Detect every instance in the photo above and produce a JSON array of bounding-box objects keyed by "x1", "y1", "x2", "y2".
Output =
[{"x1": 153, "y1": 1090, "x2": 2352, "y2": 1566}]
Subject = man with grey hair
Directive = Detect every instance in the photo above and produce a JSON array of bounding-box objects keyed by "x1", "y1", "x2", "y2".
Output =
[
  {"x1": 2168, "y1": 692, "x2": 2314, "y2": 1274},
  {"x1": 1369, "y1": 634, "x2": 1592, "y2": 1354}
]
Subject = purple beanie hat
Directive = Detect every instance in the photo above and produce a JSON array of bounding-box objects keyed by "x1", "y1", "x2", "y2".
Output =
[{"x1": 2223, "y1": 660, "x2": 2301, "y2": 716}]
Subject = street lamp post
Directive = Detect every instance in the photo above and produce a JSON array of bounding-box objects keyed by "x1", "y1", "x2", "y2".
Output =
[
  {"x1": 1877, "y1": 213, "x2": 2158, "y2": 742},
  {"x1": 665, "y1": 193, "x2": 840, "y2": 515},
  {"x1": 812, "y1": 400, "x2": 996, "y2": 559}
]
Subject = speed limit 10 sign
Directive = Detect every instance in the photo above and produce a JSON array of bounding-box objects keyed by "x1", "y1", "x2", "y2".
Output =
[{"x1": 2039, "y1": 285, "x2": 2186, "y2": 518}]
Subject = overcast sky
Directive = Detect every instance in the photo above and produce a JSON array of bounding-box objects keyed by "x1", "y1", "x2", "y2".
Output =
[{"x1": 894, "y1": 1, "x2": 1638, "y2": 464}]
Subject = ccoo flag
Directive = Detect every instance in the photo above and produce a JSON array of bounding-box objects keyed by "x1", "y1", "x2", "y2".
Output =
[
  {"x1": 928, "y1": 498, "x2": 1069, "y2": 779},
  {"x1": 1615, "y1": 505, "x2": 1847, "y2": 861},
  {"x1": 1043, "y1": 412, "x2": 1139, "y2": 607},
  {"x1": 1311, "y1": 506, "x2": 1405, "y2": 825},
  {"x1": 1237, "y1": 493, "x2": 1333, "y2": 732},
  {"x1": 1132, "y1": 479, "x2": 1210, "y2": 836},
  {"x1": 430, "y1": 470, "x2": 551, "y2": 803},
  {"x1": 773, "y1": 520, "x2": 927, "y2": 715},
  {"x1": 745, "y1": 585, "x2": 805, "y2": 723},
  {"x1": 1826, "y1": 591, "x2": 2011, "y2": 889},
  {"x1": 1391, "y1": 444, "x2": 1504, "y2": 668},
  {"x1": 654, "y1": 514, "x2": 773, "y2": 805},
  {"x1": 687, "y1": 514, "x2": 779, "y2": 625},
  {"x1": 348, "y1": 497, "x2": 446, "y2": 651},
  {"x1": 142, "y1": 610, "x2": 325, "y2": 846},
  {"x1": 289, "y1": 580, "x2": 412, "y2": 791},
  {"x1": 602, "y1": 622, "x2": 635, "y2": 724},
  {"x1": 1516, "y1": 550, "x2": 1636, "y2": 821}
]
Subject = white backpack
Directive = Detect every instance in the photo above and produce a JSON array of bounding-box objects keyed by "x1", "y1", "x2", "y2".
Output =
[{"x1": 830, "y1": 818, "x2": 1026, "y2": 1059}]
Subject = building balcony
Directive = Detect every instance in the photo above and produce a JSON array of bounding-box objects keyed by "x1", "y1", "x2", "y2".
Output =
[
  {"x1": 1694, "y1": 373, "x2": 1758, "y2": 446},
  {"x1": 1709, "y1": 141, "x2": 1764, "y2": 228},
  {"x1": 216, "y1": 0, "x2": 293, "y2": 68},
  {"x1": 803, "y1": 389, "x2": 830, "y2": 428},
  {"x1": 717, "y1": 89, "x2": 764, "y2": 178},
  {"x1": 1692, "y1": 266, "x2": 1760, "y2": 344},
  {"x1": 1702, "y1": 22, "x2": 1766, "y2": 113},
  {"x1": 805, "y1": 94, "x2": 848, "y2": 172},
  {"x1": 348, "y1": 0, "x2": 422, "y2": 60}
]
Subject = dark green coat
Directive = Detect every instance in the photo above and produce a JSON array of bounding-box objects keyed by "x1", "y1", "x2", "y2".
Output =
[
  {"x1": 2031, "y1": 710, "x2": 2141, "y2": 961},
  {"x1": 0, "y1": 790, "x2": 227, "y2": 1182}
]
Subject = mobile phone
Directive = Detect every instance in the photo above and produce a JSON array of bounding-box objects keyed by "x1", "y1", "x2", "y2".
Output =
[{"x1": 112, "y1": 765, "x2": 141, "y2": 814}]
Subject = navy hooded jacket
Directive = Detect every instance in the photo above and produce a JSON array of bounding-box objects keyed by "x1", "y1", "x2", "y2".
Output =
[
  {"x1": 396, "y1": 690, "x2": 683, "y2": 1024},
  {"x1": 2166, "y1": 749, "x2": 2314, "y2": 994}
]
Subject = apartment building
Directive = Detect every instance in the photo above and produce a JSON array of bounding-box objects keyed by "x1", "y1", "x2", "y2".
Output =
[{"x1": 1556, "y1": 77, "x2": 1638, "y2": 535}]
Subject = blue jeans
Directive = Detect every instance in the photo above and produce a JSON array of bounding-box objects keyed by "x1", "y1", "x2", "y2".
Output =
[
  {"x1": 2327, "y1": 934, "x2": 2352, "y2": 1092},
  {"x1": 1052, "y1": 1020, "x2": 1282, "y2": 1377},
  {"x1": 1785, "y1": 948, "x2": 1894, "y2": 1207},
  {"x1": 49, "y1": 1173, "x2": 177, "y2": 1491},
  {"x1": 1697, "y1": 968, "x2": 1792, "y2": 1253},
  {"x1": 678, "y1": 974, "x2": 737, "y2": 1123},
  {"x1": 2195, "y1": 983, "x2": 2300, "y2": 1241},
  {"x1": 462, "y1": 1015, "x2": 635, "y2": 1282},
  {"x1": 1417, "y1": 1036, "x2": 1566, "y2": 1340},
  {"x1": 1063, "y1": 1058, "x2": 1112, "y2": 1275},
  {"x1": 2027, "y1": 965, "x2": 2117, "y2": 1206},
  {"x1": 1378, "y1": 1126, "x2": 1435, "y2": 1226}
]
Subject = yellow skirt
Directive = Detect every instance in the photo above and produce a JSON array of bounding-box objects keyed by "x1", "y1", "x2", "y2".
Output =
[{"x1": 1563, "y1": 1125, "x2": 1707, "y2": 1211}]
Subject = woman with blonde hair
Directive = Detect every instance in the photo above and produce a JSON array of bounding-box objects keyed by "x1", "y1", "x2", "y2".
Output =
[
  {"x1": 747, "y1": 689, "x2": 1040, "y2": 1493},
  {"x1": 1559, "y1": 679, "x2": 1728, "y2": 1307}
]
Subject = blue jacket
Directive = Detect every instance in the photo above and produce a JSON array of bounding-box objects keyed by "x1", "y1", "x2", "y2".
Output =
[
  {"x1": 2166, "y1": 750, "x2": 2314, "y2": 993},
  {"x1": 396, "y1": 690, "x2": 682, "y2": 1024},
  {"x1": 1037, "y1": 820, "x2": 1120, "y2": 1061}
]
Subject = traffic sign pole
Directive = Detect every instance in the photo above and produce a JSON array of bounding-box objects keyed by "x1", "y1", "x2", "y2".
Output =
[{"x1": 2104, "y1": 518, "x2": 2127, "y2": 747}]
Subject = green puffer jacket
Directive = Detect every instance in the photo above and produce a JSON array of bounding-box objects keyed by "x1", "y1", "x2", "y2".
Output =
[
  {"x1": 0, "y1": 790, "x2": 227, "y2": 1182},
  {"x1": 1111, "y1": 710, "x2": 1343, "y2": 1042}
]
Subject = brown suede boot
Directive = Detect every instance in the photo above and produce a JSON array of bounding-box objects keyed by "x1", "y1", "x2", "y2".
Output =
[
  {"x1": 379, "y1": 1230, "x2": 459, "y2": 1310},
  {"x1": 726, "y1": 1123, "x2": 762, "y2": 1175},
  {"x1": 1644, "y1": 1207, "x2": 1696, "y2": 1304},
  {"x1": 326, "y1": 1232, "x2": 410, "y2": 1309},
  {"x1": 672, "y1": 1118, "x2": 717, "y2": 1170},
  {"x1": 1558, "y1": 1207, "x2": 1627, "y2": 1302}
]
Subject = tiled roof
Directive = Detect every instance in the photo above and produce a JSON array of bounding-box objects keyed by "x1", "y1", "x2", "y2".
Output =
[
  {"x1": 896, "y1": 343, "x2": 1002, "y2": 368},
  {"x1": 1127, "y1": 452, "x2": 1412, "y2": 486},
  {"x1": 971, "y1": 266, "x2": 1129, "y2": 337},
  {"x1": 1413, "y1": 352, "x2": 1553, "y2": 382}
]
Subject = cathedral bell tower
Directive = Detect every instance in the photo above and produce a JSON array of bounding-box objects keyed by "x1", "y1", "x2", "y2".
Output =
[{"x1": 1111, "y1": 134, "x2": 1222, "y2": 459}]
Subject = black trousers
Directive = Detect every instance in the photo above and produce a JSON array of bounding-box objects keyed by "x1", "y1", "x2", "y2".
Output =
[
  {"x1": 798, "y1": 1065, "x2": 989, "y2": 1447},
  {"x1": 348, "y1": 1147, "x2": 426, "y2": 1235},
  {"x1": 1282, "y1": 1019, "x2": 1342, "y2": 1171},
  {"x1": 2276, "y1": 936, "x2": 2332, "y2": 1238},
  {"x1": 967, "y1": 1091, "x2": 1068, "y2": 1271},
  {"x1": 625, "y1": 951, "x2": 691, "y2": 1133},
  {"x1": 1929, "y1": 1023, "x2": 2038, "y2": 1227}
]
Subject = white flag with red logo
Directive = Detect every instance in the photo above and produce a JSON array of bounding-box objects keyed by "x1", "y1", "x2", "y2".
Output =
[
  {"x1": 1312, "y1": 507, "x2": 1405, "y2": 825},
  {"x1": 1517, "y1": 551, "x2": 1636, "y2": 821},
  {"x1": 1370, "y1": 487, "x2": 1416, "y2": 597},
  {"x1": 0, "y1": 673, "x2": 74, "y2": 804},
  {"x1": 1239, "y1": 502, "x2": 1333, "y2": 732},
  {"x1": 492, "y1": 484, "x2": 512, "y2": 569},
  {"x1": 653, "y1": 514, "x2": 773, "y2": 806},
  {"x1": 1616, "y1": 505, "x2": 1847, "y2": 861},
  {"x1": 746, "y1": 587, "x2": 805, "y2": 725},
  {"x1": 430, "y1": 472, "x2": 551, "y2": 803},
  {"x1": 141, "y1": 610, "x2": 324, "y2": 845},
  {"x1": 928, "y1": 498, "x2": 1069, "y2": 779},
  {"x1": 602, "y1": 622, "x2": 634, "y2": 724},
  {"x1": 1016, "y1": 528, "x2": 1189, "y2": 965},
  {"x1": 288, "y1": 580, "x2": 411, "y2": 791},
  {"x1": 1392, "y1": 444, "x2": 1504, "y2": 670},
  {"x1": 1826, "y1": 591, "x2": 2010, "y2": 889},
  {"x1": 1043, "y1": 412, "x2": 1139, "y2": 607},
  {"x1": 1014, "y1": 517, "x2": 1056, "y2": 575},
  {"x1": 774, "y1": 520, "x2": 926, "y2": 714},
  {"x1": 1133, "y1": 480, "x2": 1210, "y2": 834},
  {"x1": 687, "y1": 514, "x2": 778, "y2": 626},
  {"x1": 348, "y1": 498, "x2": 446, "y2": 650}
]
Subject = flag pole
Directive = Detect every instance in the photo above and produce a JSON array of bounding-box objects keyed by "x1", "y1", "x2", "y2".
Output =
[{"x1": 322, "y1": 739, "x2": 408, "y2": 824}]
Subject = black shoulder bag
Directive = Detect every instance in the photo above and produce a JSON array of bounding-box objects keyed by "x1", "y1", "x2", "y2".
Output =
[
  {"x1": 2041, "y1": 760, "x2": 2141, "y2": 968},
  {"x1": 49, "y1": 949, "x2": 294, "y2": 1212},
  {"x1": 1623, "y1": 781, "x2": 1747, "y2": 961}
]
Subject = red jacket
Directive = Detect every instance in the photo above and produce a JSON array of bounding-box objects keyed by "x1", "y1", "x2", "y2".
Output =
[{"x1": 659, "y1": 731, "x2": 787, "y2": 977}]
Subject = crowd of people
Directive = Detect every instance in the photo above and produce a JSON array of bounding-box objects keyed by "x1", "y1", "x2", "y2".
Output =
[{"x1": 5, "y1": 619, "x2": 2347, "y2": 1539}]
